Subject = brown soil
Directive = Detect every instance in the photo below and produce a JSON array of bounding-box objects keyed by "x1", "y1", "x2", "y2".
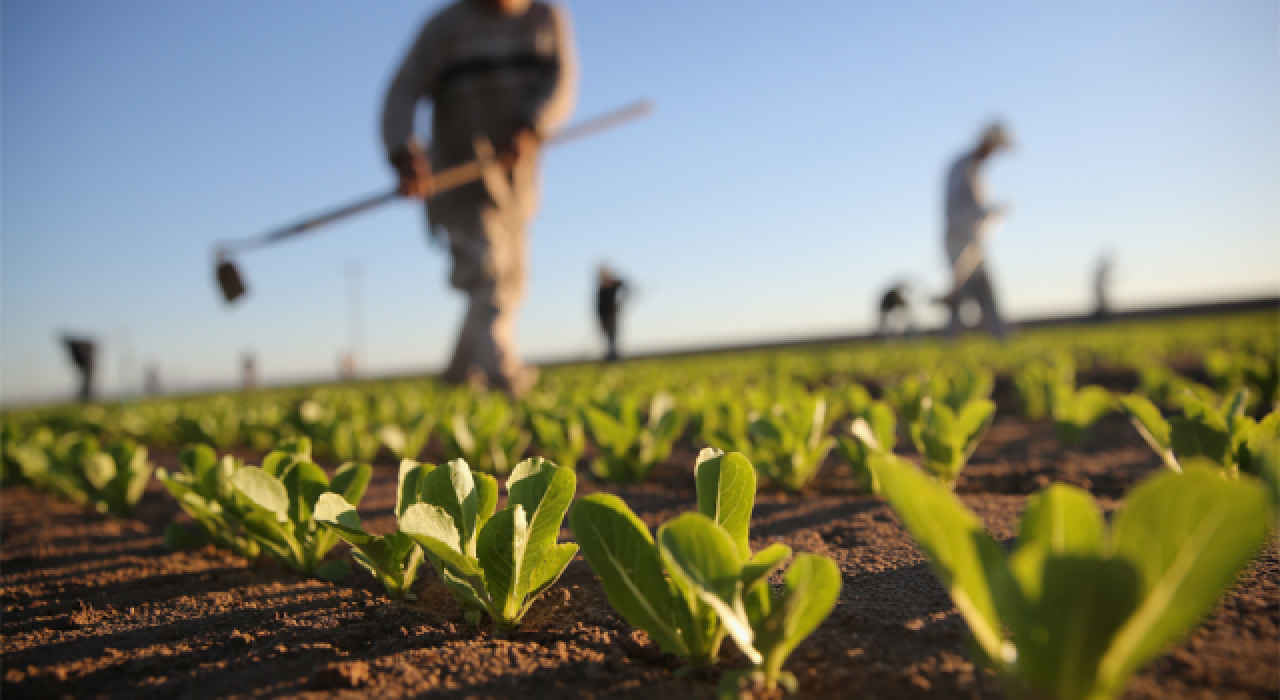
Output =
[{"x1": 3, "y1": 410, "x2": 1277, "y2": 699}]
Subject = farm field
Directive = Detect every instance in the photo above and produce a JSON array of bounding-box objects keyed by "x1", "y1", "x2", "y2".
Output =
[{"x1": 3, "y1": 312, "x2": 1278, "y2": 699}]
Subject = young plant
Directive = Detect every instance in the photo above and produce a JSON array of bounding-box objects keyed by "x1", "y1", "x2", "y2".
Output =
[
  {"x1": 378, "y1": 409, "x2": 436, "y2": 462},
  {"x1": 400, "y1": 457, "x2": 577, "y2": 631},
  {"x1": 572, "y1": 450, "x2": 763, "y2": 670},
  {"x1": 232, "y1": 439, "x2": 372, "y2": 581},
  {"x1": 156, "y1": 444, "x2": 259, "y2": 557},
  {"x1": 1121, "y1": 389, "x2": 1276, "y2": 480},
  {"x1": 583, "y1": 392, "x2": 686, "y2": 483},
  {"x1": 1014, "y1": 356, "x2": 1074, "y2": 420},
  {"x1": 835, "y1": 400, "x2": 896, "y2": 494},
  {"x1": 313, "y1": 459, "x2": 434, "y2": 600},
  {"x1": 439, "y1": 397, "x2": 531, "y2": 475},
  {"x1": 1115, "y1": 395, "x2": 1180, "y2": 472},
  {"x1": 78, "y1": 438, "x2": 154, "y2": 517},
  {"x1": 1050, "y1": 384, "x2": 1114, "y2": 447},
  {"x1": 748, "y1": 395, "x2": 837, "y2": 491},
  {"x1": 907, "y1": 396, "x2": 996, "y2": 487},
  {"x1": 871, "y1": 455, "x2": 1272, "y2": 700},
  {"x1": 529, "y1": 407, "x2": 586, "y2": 470}
]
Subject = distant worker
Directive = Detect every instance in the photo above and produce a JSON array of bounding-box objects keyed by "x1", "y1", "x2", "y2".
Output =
[
  {"x1": 939, "y1": 122, "x2": 1013, "y2": 338},
  {"x1": 596, "y1": 265, "x2": 630, "y2": 361},
  {"x1": 1093, "y1": 253, "x2": 1114, "y2": 319},
  {"x1": 243, "y1": 353, "x2": 258, "y2": 389},
  {"x1": 878, "y1": 281, "x2": 912, "y2": 337},
  {"x1": 382, "y1": 0, "x2": 578, "y2": 396},
  {"x1": 61, "y1": 335, "x2": 96, "y2": 402}
]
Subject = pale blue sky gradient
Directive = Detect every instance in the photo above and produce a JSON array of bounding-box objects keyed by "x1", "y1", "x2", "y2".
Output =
[{"x1": 3, "y1": 1, "x2": 1277, "y2": 401}]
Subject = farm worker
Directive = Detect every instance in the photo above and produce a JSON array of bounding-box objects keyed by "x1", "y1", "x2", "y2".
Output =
[
  {"x1": 596, "y1": 265, "x2": 630, "y2": 362},
  {"x1": 940, "y1": 122, "x2": 1013, "y2": 338},
  {"x1": 382, "y1": 0, "x2": 578, "y2": 396},
  {"x1": 61, "y1": 335, "x2": 97, "y2": 402}
]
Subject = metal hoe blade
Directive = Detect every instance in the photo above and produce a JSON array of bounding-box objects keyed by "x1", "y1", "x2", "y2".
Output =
[{"x1": 217, "y1": 257, "x2": 247, "y2": 303}]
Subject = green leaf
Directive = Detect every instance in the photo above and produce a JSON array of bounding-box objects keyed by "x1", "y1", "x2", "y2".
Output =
[
  {"x1": 232, "y1": 468, "x2": 290, "y2": 523},
  {"x1": 396, "y1": 459, "x2": 433, "y2": 517},
  {"x1": 695, "y1": 451, "x2": 757, "y2": 560},
  {"x1": 331, "y1": 462, "x2": 372, "y2": 507},
  {"x1": 523, "y1": 541, "x2": 579, "y2": 607},
  {"x1": 658, "y1": 513, "x2": 757, "y2": 663},
  {"x1": 423, "y1": 459, "x2": 480, "y2": 552},
  {"x1": 740, "y1": 543, "x2": 792, "y2": 591},
  {"x1": 1099, "y1": 468, "x2": 1272, "y2": 694},
  {"x1": 477, "y1": 505, "x2": 530, "y2": 626},
  {"x1": 400, "y1": 502, "x2": 483, "y2": 578},
  {"x1": 1016, "y1": 484, "x2": 1106, "y2": 557},
  {"x1": 83, "y1": 453, "x2": 116, "y2": 491},
  {"x1": 870, "y1": 454, "x2": 1008, "y2": 663},
  {"x1": 569, "y1": 494, "x2": 689, "y2": 657},
  {"x1": 752, "y1": 553, "x2": 841, "y2": 685},
  {"x1": 313, "y1": 492, "x2": 375, "y2": 545},
  {"x1": 507, "y1": 458, "x2": 576, "y2": 592},
  {"x1": 280, "y1": 460, "x2": 328, "y2": 526},
  {"x1": 1118, "y1": 395, "x2": 1179, "y2": 471},
  {"x1": 178, "y1": 444, "x2": 218, "y2": 480}
]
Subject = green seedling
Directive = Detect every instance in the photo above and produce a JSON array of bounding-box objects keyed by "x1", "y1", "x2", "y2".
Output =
[
  {"x1": 871, "y1": 455, "x2": 1272, "y2": 700},
  {"x1": 1051, "y1": 385, "x2": 1114, "y2": 447},
  {"x1": 572, "y1": 450, "x2": 762, "y2": 670},
  {"x1": 748, "y1": 395, "x2": 837, "y2": 491},
  {"x1": 232, "y1": 439, "x2": 372, "y2": 581},
  {"x1": 1119, "y1": 389, "x2": 1263, "y2": 477},
  {"x1": 440, "y1": 397, "x2": 531, "y2": 475},
  {"x1": 1205, "y1": 348, "x2": 1277, "y2": 411},
  {"x1": 400, "y1": 457, "x2": 577, "y2": 631},
  {"x1": 378, "y1": 409, "x2": 436, "y2": 462},
  {"x1": 835, "y1": 400, "x2": 896, "y2": 494},
  {"x1": 583, "y1": 392, "x2": 686, "y2": 483},
  {"x1": 157, "y1": 444, "x2": 260, "y2": 557},
  {"x1": 79, "y1": 438, "x2": 154, "y2": 516},
  {"x1": 313, "y1": 459, "x2": 436, "y2": 600},
  {"x1": 529, "y1": 408, "x2": 586, "y2": 470},
  {"x1": 908, "y1": 396, "x2": 996, "y2": 487},
  {"x1": 1015, "y1": 356, "x2": 1074, "y2": 420}
]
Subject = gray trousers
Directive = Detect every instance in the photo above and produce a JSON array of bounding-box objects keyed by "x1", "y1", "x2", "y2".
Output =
[
  {"x1": 436, "y1": 202, "x2": 529, "y2": 391},
  {"x1": 944, "y1": 236, "x2": 1008, "y2": 338}
]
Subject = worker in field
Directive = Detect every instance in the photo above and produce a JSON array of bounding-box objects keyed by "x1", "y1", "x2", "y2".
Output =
[
  {"x1": 382, "y1": 0, "x2": 578, "y2": 396},
  {"x1": 877, "y1": 281, "x2": 912, "y2": 338},
  {"x1": 939, "y1": 122, "x2": 1013, "y2": 338},
  {"x1": 596, "y1": 265, "x2": 630, "y2": 361},
  {"x1": 61, "y1": 335, "x2": 97, "y2": 402}
]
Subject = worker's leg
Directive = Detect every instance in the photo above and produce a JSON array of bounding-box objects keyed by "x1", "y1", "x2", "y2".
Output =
[
  {"x1": 968, "y1": 265, "x2": 1009, "y2": 339},
  {"x1": 601, "y1": 314, "x2": 619, "y2": 361},
  {"x1": 441, "y1": 205, "x2": 533, "y2": 393}
]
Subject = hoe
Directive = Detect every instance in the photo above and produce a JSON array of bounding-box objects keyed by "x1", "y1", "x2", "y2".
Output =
[{"x1": 214, "y1": 100, "x2": 652, "y2": 304}]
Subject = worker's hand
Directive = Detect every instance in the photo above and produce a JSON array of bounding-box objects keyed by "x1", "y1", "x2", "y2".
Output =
[
  {"x1": 500, "y1": 128, "x2": 540, "y2": 169},
  {"x1": 391, "y1": 148, "x2": 434, "y2": 199}
]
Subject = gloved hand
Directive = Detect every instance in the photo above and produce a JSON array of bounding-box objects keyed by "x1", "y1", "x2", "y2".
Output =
[{"x1": 390, "y1": 147, "x2": 434, "y2": 199}]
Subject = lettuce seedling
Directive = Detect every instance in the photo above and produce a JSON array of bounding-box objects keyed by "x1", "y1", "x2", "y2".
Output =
[
  {"x1": 529, "y1": 408, "x2": 586, "y2": 470},
  {"x1": 583, "y1": 393, "x2": 686, "y2": 483},
  {"x1": 748, "y1": 396, "x2": 837, "y2": 491},
  {"x1": 836, "y1": 400, "x2": 896, "y2": 494},
  {"x1": 1050, "y1": 384, "x2": 1114, "y2": 447},
  {"x1": 78, "y1": 438, "x2": 154, "y2": 517},
  {"x1": 871, "y1": 456, "x2": 1272, "y2": 700},
  {"x1": 908, "y1": 397, "x2": 996, "y2": 487},
  {"x1": 1014, "y1": 356, "x2": 1074, "y2": 420},
  {"x1": 440, "y1": 397, "x2": 531, "y2": 475},
  {"x1": 1120, "y1": 389, "x2": 1263, "y2": 477},
  {"x1": 571, "y1": 450, "x2": 766, "y2": 669},
  {"x1": 400, "y1": 457, "x2": 577, "y2": 631},
  {"x1": 232, "y1": 439, "x2": 372, "y2": 581},
  {"x1": 378, "y1": 409, "x2": 436, "y2": 462},
  {"x1": 313, "y1": 459, "x2": 435, "y2": 600},
  {"x1": 157, "y1": 444, "x2": 259, "y2": 557}
]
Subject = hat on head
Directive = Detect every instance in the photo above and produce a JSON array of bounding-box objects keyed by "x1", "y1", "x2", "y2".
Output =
[{"x1": 981, "y1": 121, "x2": 1013, "y2": 151}]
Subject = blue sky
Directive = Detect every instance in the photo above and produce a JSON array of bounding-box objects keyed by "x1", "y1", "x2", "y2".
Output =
[{"x1": 3, "y1": 0, "x2": 1277, "y2": 402}]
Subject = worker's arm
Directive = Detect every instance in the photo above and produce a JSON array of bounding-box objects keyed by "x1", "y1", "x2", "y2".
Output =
[
  {"x1": 381, "y1": 18, "x2": 444, "y2": 198},
  {"x1": 525, "y1": 4, "x2": 579, "y2": 141}
]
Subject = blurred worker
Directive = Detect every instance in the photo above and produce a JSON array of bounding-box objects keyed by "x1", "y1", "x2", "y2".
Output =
[
  {"x1": 61, "y1": 335, "x2": 96, "y2": 402},
  {"x1": 878, "y1": 281, "x2": 912, "y2": 338},
  {"x1": 382, "y1": 0, "x2": 578, "y2": 396},
  {"x1": 596, "y1": 265, "x2": 630, "y2": 361},
  {"x1": 940, "y1": 122, "x2": 1013, "y2": 338},
  {"x1": 243, "y1": 353, "x2": 258, "y2": 389},
  {"x1": 1093, "y1": 253, "x2": 1115, "y2": 320}
]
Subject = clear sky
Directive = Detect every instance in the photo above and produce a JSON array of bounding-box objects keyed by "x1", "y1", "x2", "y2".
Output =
[{"x1": 3, "y1": 1, "x2": 1277, "y2": 402}]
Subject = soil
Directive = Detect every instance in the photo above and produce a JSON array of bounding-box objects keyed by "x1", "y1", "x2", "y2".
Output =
[{"x1": 3, "y1": 379, "x2": 1277, "y2": 698}]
